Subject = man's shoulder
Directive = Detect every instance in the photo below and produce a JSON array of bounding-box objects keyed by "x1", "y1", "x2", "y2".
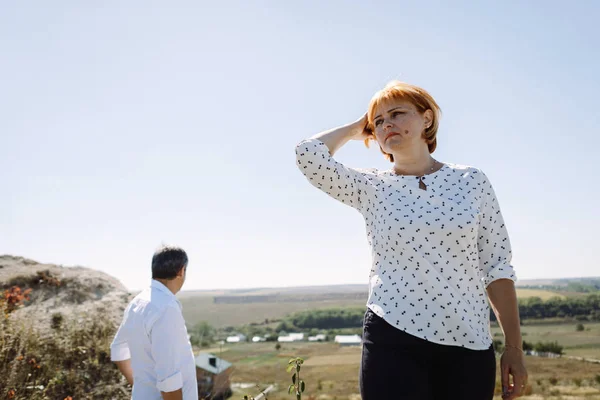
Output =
[
  {"x1": 147, "y1": 287, "x2": 182, "y2": 318},
  {"x1": 127, "y1": 287, "x2": 179, "y2": 315}
]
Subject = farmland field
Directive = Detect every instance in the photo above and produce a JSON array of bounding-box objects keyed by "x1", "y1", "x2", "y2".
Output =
[
  {"x1": 180, "y1": 283, "x2": 600, "y2": 398},
  {"x1": 204, "y1": 340, "x2": 600, "y2": 400},
  {"x1": 180, "y1": 295, "x2": 367, "y2": 328},
  {"x1": 516, "y1": 288, "x2": 566, "y2": 300},
  {"x1": 492, "y1": 322, "x2": 600, "y2": 360},
  {"x1": 179, "y1": 285, "x2": 567, "y2": 328}
]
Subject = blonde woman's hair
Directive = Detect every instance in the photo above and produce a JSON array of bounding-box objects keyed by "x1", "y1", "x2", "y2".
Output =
[{"x1": 366, "y1": 81, "x2": 442, "y2": 162}]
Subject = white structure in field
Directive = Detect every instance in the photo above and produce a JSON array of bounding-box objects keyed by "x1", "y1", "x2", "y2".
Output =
[
  {"x1": 226, "y1": 334, "x2": 246, "y2": 343},
  {"x1": 308, "y1": 334, "x2": 327, "y2": 342},
  {"x1": 334, "y1": 334, "x2": 362, "y2": 346},
  {"x1": 252, "y1": 336, "x2": 266, "y2": 343},
  {"x1": 277, "y1": 332, "x2": 305, "y2": 342}
]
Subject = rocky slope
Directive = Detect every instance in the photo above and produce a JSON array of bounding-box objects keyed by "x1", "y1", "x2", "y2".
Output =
[{"x1": 0, "y1": 255, "x2": 133, "y2": 330}]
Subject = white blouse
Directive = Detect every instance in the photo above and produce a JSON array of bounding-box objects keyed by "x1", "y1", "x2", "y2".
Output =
[{"x1": 295, "y1": 138, "x2": 516, "y2": 350}]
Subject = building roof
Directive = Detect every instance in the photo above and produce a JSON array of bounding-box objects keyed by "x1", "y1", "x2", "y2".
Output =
[
  {"x1": 288, "y1": 333, "x2": 304, "y2": 339},
  {"x1": 278, "y1": 336, "x2": 296, "y2": 342},
  {"x1": 278, "y1": 332, "x2": 305, "y2": 342},
  {"x1": 334, "y1": 334, "x2": 362, "y2": 344},
  {"x1": 195, "y1": 352, "x2": 233, "y2": 374}
]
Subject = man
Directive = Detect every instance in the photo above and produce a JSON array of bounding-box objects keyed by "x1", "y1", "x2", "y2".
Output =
[{"x1": 111, "y1": 246, "x2": 198, "y2": 400}]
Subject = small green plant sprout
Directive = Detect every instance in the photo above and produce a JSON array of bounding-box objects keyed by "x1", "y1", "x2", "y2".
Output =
[{"x1": 287, "y1": 357, "x2": 305, "y2": 400}]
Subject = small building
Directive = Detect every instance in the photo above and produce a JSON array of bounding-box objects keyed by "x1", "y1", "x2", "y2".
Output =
[
  {"x1": 334, "y1": 334, "x2": 362, "y2": 346},
  {"x1": 252, "y1": 336, "x2": 266, "y2": 343},
  {"x1": 277, "y1": 332, "x2": 304, "y2": 342},
  {"x1": 195, "y1": 352, "x2": 233, "y2": 399},
  {"x1": 277, "y1": 335, "x2": 295, "y2": 342},
  {"x1": 225, "y1": 334, "x2": 246, "y2": 343},
  {"x1": 308, "y1": 334, "x2": 327, "y2": 342}
]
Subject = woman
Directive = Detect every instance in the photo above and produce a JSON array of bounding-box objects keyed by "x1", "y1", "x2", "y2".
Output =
[{"x1": 295, "y1": 81, "x2": 527, "y2": 400}]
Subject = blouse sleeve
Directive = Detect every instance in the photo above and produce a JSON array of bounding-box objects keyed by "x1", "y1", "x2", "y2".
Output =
[
  {"x1": 295, "y1": 138, "x2": 369, "y2": 211},
  {"x1": 476, "y1": 170, "x2": 517, "y2": 287}
]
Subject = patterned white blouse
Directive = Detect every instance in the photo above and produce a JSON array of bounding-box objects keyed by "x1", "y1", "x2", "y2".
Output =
[{"x1": 295, "y1": 138, "x2": 516, "y2": 350}]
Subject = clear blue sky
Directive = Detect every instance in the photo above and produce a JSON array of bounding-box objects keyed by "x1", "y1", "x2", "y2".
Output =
[{"x1": 2, "y1": 1, "x2": 598, "y2": 291}]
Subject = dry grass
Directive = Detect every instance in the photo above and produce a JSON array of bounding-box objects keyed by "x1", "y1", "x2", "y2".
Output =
[
  {"x1": 0, "y1": 274, "x2": 131, "y2": 400},
  {"x1": 0, "y1": 303, "x2": 130, "y2": 399},
  {"x1": 516, "y1": 288, "x2": 566, "y2": 300},
  {"x1": 306, "y1": 353, "x2": 360, "y2": 366}
]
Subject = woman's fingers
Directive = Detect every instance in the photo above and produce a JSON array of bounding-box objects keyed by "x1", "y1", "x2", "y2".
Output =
[
  {"x1": 502, "y1": 367, "x2": 528, "y2": 399},
  {"x1": 511, "y1": 366, "x2": 528, "y2": 399},
  {"x1": 501, "y1": 364, "x2": 510, "y2": 397},
  {"x1": 501, "y1": 348, "x2": 528, "y2": 399}
]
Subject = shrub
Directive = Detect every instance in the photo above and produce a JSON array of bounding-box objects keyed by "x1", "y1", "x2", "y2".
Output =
[
  {"x1": 492, "y1": 339, "x2": 504, "y2": 353},
  {"x1": 534, "y1": 341, "x2": 563, "y2": 355},
  {"x1": 51, "y1": 313, "x2": 64, "y2": 330},
  {"x1": 2, "y1": 286, "x2": 32, "y2": 315},
  {"x1": 576, "y1": 323, "x2": 585, "y2": 331},
  {"x1": 276, "y1": 321, "x2": 295, "y2": 332},
  {"x1": 287, "y1": 308, "x2": 364, "y2": 329}
]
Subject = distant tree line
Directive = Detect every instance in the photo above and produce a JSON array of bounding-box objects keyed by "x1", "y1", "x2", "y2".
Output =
[
  {"x1": 286, "y1": 308, "x2": 365, "y2": 329},
  {"x1": 284, "y1": 295, "x2": 600, "y2": 330},
  {"x1": 490, "y1": 294, "x2": 600, "y2": 321},
  {"x1": 563, "y1": 281, "x2": 600, "y2": 293},
  {"x1": 521, "y1": 280, "x2": 600, "y2": 294}
]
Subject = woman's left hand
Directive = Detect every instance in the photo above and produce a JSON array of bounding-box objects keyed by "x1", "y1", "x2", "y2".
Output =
[{"x1": 501, "y1": 347, "x2": 528, "y2": 399}]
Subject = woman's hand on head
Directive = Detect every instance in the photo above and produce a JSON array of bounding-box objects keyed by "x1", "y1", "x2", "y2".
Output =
[{"x1": 350, "y1": 114, "x2": 373, "y2": 141}]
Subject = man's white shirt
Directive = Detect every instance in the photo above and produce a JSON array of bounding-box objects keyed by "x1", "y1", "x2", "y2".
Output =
[{"x1": 111, "y1": 280, "x2": 198, "y2": 399}]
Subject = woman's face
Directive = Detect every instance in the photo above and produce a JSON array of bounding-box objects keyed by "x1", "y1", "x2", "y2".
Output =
[{"x1": 372, "y1": 99, "x2": 432, "y2": 155}]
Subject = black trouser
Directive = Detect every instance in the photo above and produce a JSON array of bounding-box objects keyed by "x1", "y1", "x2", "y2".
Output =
[{"x1": 360, "y1": 309, "x2": 496, "y2": 400}]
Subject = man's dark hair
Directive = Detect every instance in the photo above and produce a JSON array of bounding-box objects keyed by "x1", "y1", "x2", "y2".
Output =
[{"x1": 152, "y1": 245, "x2": 188, "y2": 280}]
